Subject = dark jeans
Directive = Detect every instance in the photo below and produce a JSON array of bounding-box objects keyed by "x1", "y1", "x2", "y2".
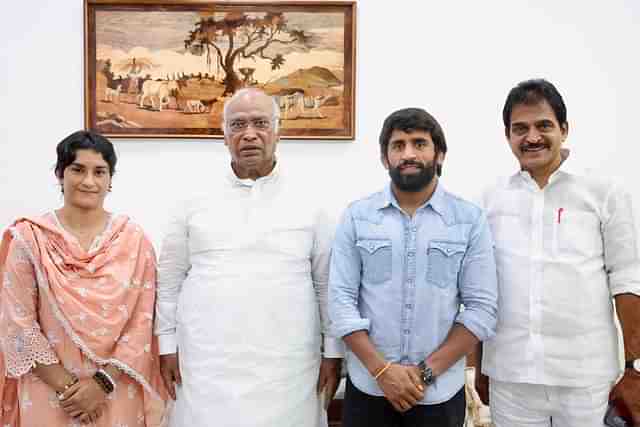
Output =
[{"x1": 343, "y1": 376, "x2": 466, "y2": 427}]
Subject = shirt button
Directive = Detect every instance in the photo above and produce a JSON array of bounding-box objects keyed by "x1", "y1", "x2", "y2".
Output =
[
  {"x1": 403, "y1": 329, "x2": 410, "y2": 334},
  {"x1": 405, "y1": 304, "x2": 413, "y2": 309},
  {"x1": 408, "y1": 252, "x2": 415, "y2": 257},
  {"x1": 412, "y1": 227, "x2": 417, "y2": 232}
]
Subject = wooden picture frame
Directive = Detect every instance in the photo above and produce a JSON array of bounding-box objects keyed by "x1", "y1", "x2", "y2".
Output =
[{"x1": 84, "y1": 0, "x2": 356, "y2": 140}]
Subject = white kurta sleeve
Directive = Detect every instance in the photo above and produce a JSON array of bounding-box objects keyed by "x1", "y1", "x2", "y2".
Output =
[
  {"x1": 155, "y1": 204, "x2": 191, "y2": 355},
  {"x1": 602, "y1": 182, "x2": 640, "y2": 297},
  {"x1": 311, "y1": 208, "x2": 344, "y2": 358}
]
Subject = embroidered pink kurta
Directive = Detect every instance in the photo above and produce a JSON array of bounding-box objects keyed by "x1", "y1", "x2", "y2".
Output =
[{"x1": 0, "y1": 213, "x2": 167, "y2": 427}]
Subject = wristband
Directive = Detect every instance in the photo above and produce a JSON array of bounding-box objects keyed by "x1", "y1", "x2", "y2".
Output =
[
  {"x1": 98, "y1": 368, "x2": 117, "y2": 392},
  {"x1": 93, "y1": 369, "x2": 115, "y2": 394},
  {"x1": 374, "y1": 361, "x2": 392, "y2": 380}
]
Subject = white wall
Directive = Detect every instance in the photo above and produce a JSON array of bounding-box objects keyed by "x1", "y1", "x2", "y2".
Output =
[{"x1": 2, "y1": 1, "x2": 639, "y2": 249}]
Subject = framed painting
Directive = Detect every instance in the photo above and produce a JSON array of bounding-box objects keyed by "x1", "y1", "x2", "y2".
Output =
[{"x1": 84, "y1": 0, "x2": 356, "y2": 139}]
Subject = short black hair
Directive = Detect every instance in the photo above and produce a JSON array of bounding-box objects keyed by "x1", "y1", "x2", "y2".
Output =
[
  {"x1": 54, "y1": 130, "x2": 117, "y2": 179},
  {"x1": 503, "y1": 79, "x2": 567, "y2": 133},
  {"x1": 379, "y1": 108, "x2": 447, "y2": 176}
]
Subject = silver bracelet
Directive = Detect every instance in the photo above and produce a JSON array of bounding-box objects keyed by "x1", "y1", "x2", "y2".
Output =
[{"x1": 97, "y1": 368, "x2": 117, "y2": 393}]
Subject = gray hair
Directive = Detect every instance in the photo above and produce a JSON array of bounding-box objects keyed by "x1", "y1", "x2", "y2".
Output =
[{"x1": 222, "y1": 88, "x2": 281, "y2": 134}]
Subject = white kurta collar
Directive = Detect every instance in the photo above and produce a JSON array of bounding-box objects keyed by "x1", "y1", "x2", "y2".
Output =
[
  {"x1": 227, "y1": 161, "x2": 280, "y2": 188},
  {"x1": 511, "y1": 148, "x2": 574, "y2": 190}
]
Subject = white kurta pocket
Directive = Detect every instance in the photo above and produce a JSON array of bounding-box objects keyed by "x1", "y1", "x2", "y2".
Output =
[{"x1": 555, "y1": 210, "x2": 602, "y2": 258}]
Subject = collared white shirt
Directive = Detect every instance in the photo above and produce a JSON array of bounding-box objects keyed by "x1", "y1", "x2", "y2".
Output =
[{"x1": 481, "y1": 160, "x2": 640, "y2": 387}]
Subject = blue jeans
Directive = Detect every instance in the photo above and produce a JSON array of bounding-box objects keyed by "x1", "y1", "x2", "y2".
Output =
[{"x1": 342, "y1": 376, "x2": 466, "y2": 427}]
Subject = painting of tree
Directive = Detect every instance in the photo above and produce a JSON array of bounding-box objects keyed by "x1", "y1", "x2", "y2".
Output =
[{"x1": 185, "y1": 12, "x2": 313, "y2": 95}]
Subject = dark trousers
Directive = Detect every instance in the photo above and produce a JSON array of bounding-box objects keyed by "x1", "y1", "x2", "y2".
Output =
[{"x1": 342, "y1": 376, "x2": 466, "y2": 427}]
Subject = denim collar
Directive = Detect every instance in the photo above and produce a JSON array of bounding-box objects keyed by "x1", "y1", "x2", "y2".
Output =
[{"x1": 377, "y1": 181, "x2": 448, "y2": 220}]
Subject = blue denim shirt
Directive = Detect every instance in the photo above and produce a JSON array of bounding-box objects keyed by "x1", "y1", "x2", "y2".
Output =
[{"x1": 329, "y1": 183, "x2": 498, "y2": 404}]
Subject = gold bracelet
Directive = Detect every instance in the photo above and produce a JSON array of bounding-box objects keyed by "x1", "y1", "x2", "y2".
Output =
[
  {"x1": 56, "y1": 373, "x2": 78, "y2": 398},
  {"x1": 374, "y1": 361, "x2": 392, "y2": 380}
]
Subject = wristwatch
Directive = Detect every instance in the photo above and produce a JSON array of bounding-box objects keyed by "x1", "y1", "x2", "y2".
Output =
[
  {"x1": 625, "y1": 359, "x2": 640, "y2": 373},
  {"x1": 417, "y1": 360, "x2": 435, "y2": 386}
]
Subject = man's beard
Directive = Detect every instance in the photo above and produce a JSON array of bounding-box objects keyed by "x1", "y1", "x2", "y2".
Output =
[{"x1": 388, "y1": 160, "x2": 437, "y2": 192}]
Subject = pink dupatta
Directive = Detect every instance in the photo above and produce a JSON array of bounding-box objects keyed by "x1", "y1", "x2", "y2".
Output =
[{"x1": 0, "y1": 213, "x2": 167, "y2": 425}]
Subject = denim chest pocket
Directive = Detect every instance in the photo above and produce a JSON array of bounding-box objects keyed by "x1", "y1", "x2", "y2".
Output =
[
  {"x1": 426, "y1": 240, "x2": 466, "y2": 288},
  {"x1": 356, "y1": 239, "x2": 392, "y2": 284}
]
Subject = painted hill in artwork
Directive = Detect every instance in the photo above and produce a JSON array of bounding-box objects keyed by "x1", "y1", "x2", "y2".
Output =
[{"x1": 273, "y1": 66, "x2": 342, "y2": 88}]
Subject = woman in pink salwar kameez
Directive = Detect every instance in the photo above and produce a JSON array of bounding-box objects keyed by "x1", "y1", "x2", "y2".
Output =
[{"x1": 0, "y1": 131, "x2": 167, "y2": 426}]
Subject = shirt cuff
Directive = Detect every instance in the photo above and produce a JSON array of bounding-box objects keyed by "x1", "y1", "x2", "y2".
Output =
[
  {"x1": 609, "y1": 282, "x2": 640, "y2": 297},
  {"x1": 455, "y1": 310, "x2": 496, "y2": 342},
  {"x1": 332, "y1": 318, "x2": 371, "y2": 340},
  {"x1": 158, "y1": 334, "x2": 178, "y2": 355},
  {"x1": 323, "y1": 336, "x2": 345, "y2": 358}
]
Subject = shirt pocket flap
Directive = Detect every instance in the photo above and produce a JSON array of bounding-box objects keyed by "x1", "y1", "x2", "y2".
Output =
[
  {"x1": 356, "y1": 239, "x2": 391, "y2": 255},
  {"x1": 428, "y1": 240, "x2": 466, "y2": 257},
  {"x1": 426, "y1": 240, "x2": 466, "y2": 288}
]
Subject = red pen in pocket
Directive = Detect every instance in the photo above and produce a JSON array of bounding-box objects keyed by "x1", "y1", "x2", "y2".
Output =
[{"x1": 557, "y1": 208, "x2": 564, "y2": 224}]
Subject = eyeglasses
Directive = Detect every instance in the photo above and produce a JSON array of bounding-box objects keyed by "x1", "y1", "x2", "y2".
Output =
[{"x1": 226, "y1": 117, "x2": 274, "y2": 133}]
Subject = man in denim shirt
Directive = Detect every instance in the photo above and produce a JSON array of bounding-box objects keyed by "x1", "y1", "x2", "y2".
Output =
[{"x1": 329, "y1": 108, "x2": 498, "y2": 427}]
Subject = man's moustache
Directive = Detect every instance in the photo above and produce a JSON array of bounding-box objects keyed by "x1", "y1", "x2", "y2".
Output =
[
  {"x1": 521, "y1": 142, "x2": 551, "y2": 151},
  {"x1": 398, "y1": 161, "x2": 424, "y2": 169}
]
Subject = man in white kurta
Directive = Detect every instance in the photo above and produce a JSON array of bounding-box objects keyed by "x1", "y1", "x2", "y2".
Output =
[
  {"x1": 154, "y1": 89, "x2": 343, "y2": 427},
  {"x1": 476, "y1": 79, "x2": 640, "y2": 427}
]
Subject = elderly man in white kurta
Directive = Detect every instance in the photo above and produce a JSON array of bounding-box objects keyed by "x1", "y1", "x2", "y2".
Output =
[{"x1": 154, "y1": 88, "x2": 343, "y2": 427}]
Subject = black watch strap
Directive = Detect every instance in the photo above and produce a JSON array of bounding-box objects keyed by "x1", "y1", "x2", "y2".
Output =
[{"x1": 625, "y1": 359, "x2": 640, "y2": 372}]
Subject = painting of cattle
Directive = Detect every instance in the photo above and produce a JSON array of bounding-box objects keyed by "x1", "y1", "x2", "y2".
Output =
[{"x1": 84, "y1": 0, "x2": 356, "y2": 139}]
